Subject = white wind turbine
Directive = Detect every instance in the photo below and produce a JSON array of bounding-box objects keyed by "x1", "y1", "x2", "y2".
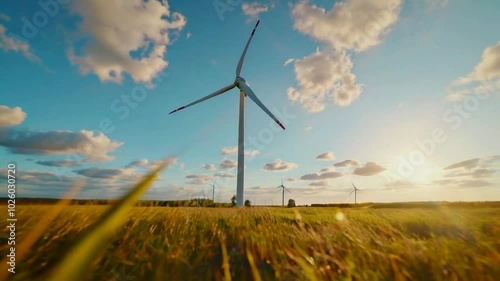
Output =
[
  {"x1": 277, "y1": 179, "x2": 290, "y2": 206},
  {"x1": 349, "y1": 182, "x2": 362, "y2": 204},
  {"x1": 169, "y1": 20, "x2": 285, "y2": 206},
  {"x1": 209, "y1": 179, "x2": 216, "y2": 203}
]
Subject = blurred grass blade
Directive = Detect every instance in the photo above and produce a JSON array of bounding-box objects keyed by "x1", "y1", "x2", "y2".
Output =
[
  {"x1": 45, "y1": 159, "x2": 171, "y2": 281},
  {"x1": 0, "y1": 181, "x2": 84, "y2": 281}
]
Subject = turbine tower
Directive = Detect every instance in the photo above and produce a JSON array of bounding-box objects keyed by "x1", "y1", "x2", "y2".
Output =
[
  {"x1": 277, "y1": 179, "x2": 290, "y2": 206},
  {"x1": 349, "y1": 182, "x2": 361, "y2": 204},
  {"x1": 169, "y1": 20, "x2": 285, "y2": 206},
  {"x1": 209, "y1": 179, "x2": 216, "y2": 202}
]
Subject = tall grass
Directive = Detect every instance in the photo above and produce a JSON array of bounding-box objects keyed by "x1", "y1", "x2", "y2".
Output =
[{"x1": 2, "y1": 206, "x2": 499, "y2": 280}]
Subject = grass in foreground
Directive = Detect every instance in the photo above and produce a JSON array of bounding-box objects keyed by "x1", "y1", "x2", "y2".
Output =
[{"x1": 1, "y1": 205, "x2": 499, "y2": 281}]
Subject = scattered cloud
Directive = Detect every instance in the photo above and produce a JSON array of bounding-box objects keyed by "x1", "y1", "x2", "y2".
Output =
[
  {"x1": 36, "y1": 160, "x2": 82, "y2": 167},
  {"x1": 444, "y1": 158, "x2": 481, "y2": 170},
  {"x1": 300, "y1": 171, "x2": 343, "y2": 180},
  {"x1": 0, "y1": 129, "x2": 123, "y2": 162},
  {"x1": 220, "y1": 158, "x2": 237, "y2": 169},
  {"x1": 283, "y1": 58, "x2": 295, "y2": 66},
  {"x1": 304, "y1": 126, "x2": 312, "y2": 132},
  {"x1": 286, "y1": 177, "x2": 298, "y2": 182},
  {"x1": 221, "y1": 146, "x2": 238, "y2": 155},
  {"x1": 448, "y1": 42, "x2": 500, "y2": 100},
  {"x1": 435, "y1": 178, "x2": 492, "y2": 189},
  {"x1": 125, "y1": 158, "x2": 166, "y2": 170},
  {"x1": 242, "y1": 2, "x2": 268, "y2": 22},
  {"x1": 444, "y1": 168, "x2": 495, "y2": 179},
  {"x1": 125, "y1": 158, "x2": 149, "y2": 168},
  {"x1": 291, "y1": 0, "x2": 402, "y2": 52},
  {"x1": 0, "y1": 105, "x2": 27, "y2": 127},
  {"x1": 316, "y1": 151, "x2": 335, "y2": 161},
  {"x1": 0, "y1": 25, "x2": 41, "y2": 62},
  {"x1": 215, "y1": 171, "x2": 236, "y2": 178},
  {"x1": 287, "y1": 49, "x2": 362, "y2": 111},
  {"x1": 262, "y1": 159, "x2": 298, "y2": 172},
  {"x1": 74, "y1": 167, "x2": 139, "y2": 181},
  {"x1": 186, "y1": 32, "x2": 192, "y2": 39},
  {"x1": 288, "y1": 0, "x2": 402, "y2": 112},
  {"x1": 333, "y1": 159, "x2": 360, "y2": 167},
  {"x1": 185, "y1": 174, "x2": 213, "y2": 185},
  {"x1": 245, "y1": 149, "x2": 260, "y2": 157},
  {"x1": 67, "y1": 0, "x2": 186, "y2": 84},
  {"x1": 202, "y1": 164, "x2": 216, "y2": 171},
  {"x1": 309, "y1": 180, "x2": 329, "y2": 186},
  {"x1": 352, "y1": 162, "x2": 386, "y2": 176}
]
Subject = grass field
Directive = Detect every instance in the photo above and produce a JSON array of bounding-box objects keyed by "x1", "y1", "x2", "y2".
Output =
[{"x1": 1, "y1": 204, "x2": 499, "y2": 281}]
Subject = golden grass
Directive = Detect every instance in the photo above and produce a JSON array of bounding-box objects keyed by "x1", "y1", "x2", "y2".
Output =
[{"x1": 1, "y1": 205, "x2": 499, "y2": 280}]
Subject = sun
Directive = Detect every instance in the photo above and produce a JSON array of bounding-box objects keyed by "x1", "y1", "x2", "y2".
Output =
[{"x1": 407, "y1": 162, "x2": 442, "y2": 182}]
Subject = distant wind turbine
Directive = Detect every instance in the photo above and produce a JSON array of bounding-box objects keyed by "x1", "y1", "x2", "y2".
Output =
[
  {"x1": 169, "y1": 20, "x2": 285, "y2": 206},
  {"x1": 277, "y1": 179, "x2": 290, "y2": 206},
  {"x1": 209, "y1": 179, "x2": 216, "y2": 202},
  {"x1": 349, "y1": 182, "x2": 362, "y2": 204}
]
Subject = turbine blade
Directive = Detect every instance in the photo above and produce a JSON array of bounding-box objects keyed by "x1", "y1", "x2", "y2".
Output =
[
  {"x1": 348, "y1": 190, "x2": 355, "y2": 196},
  {"x1": 169, "y1": 84, "x2": 236, "y2": 114},
  {"x1": 352, "y1": 182, "x2": 358, "y2": 190},
  {"x1": 236, "y1": 20, "x2": 260, "y2": 76},
  {"x1": 239, "y1": 82, "x2": 285, "y2": 130}
]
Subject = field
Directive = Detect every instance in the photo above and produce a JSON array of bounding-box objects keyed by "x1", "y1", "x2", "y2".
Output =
[{"x1": 1, "y1": 204, "x2": 499, "y2": 281}]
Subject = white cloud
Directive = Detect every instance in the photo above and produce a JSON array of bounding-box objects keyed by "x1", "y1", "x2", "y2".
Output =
[
  {"x1": 0, "y1": 25, "x2": 40, "y2": 62},
  {"x1": 186, "y1": 32, "x2": 192, "y2": 39},
  {"x1": 304, "y1": 126, "x2": 312, "y2": 132},
  {"x1": 287, "y1": 48, "x2": 362, "y2": 111},
  {"x1": 202, "y1": 164, "x2": 216, "y2": 171},
  {"x1": 220, "y1": 158, "x2": 237, "y2": 169},
  {"x1": 316, "y1": 151, "x2": 335, "y2": 161},
  {"x1": 291, "y1": 0, "x2": 402, "y2": 52},
  {"x1": 0, "y1": 129, "x2": 122, "y2": 162},
  {"x1": 215, "y1": 171, "x2": 236, "y2": 178},
  {"x1": 288, "y1": 0, "x2": 402, "y2": 112},
  {"x1": 221, "y1": 146, "x2": 238, "y2": 155},
  {"x1": 0, "y1": 105, "x2": 27, "y2": 127},
  {"x1": 36, "y1": 160, "x2": 82, "y2": 167},
  {"x1": 448, "y1": 42, "x2": 500, "y2": 100},
  {"x1": 245, "y1": 149, "x2": 260, "y2": 157},
  {"x1": 283, "y1": 58, "x2": 295, "y2": 66},
  {"x1": 262, "y1": 159, "x2": 298, "y2": 172},
  {"x1": 185, "y1": 174, "x2": 213, "y2": 185},
  {"x1": 309, "y1": 180, "x2": 329, "y2": 186},
  {"x1": 242, "y1": 2, "x2": 268, "y2": 21},
  {"x1": 333, "y1": 159, "x2": 360, "y2": 167},
  {"x1": 353, "y1": 162, "x2": 386, "y2": 176},
  {"x1": 300, "y1": 171, "x2": 343, "y2": 180},
  {"x1": 67, "y1": 0, "x2": 186, "y2": 84}
]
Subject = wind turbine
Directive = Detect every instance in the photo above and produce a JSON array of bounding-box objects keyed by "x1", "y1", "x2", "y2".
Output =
[
  {"x1": 209, "y1": 179, "x2": 216, "y2": 203},
  {"x1": 348, "y1": 182, "x2": 361, "y2": 204},
  {"x1": 277, "y1": 179, "x2": 290, "y2": 206},
  {"x1": 169, "y1": 20, "x2": 286, "y2": 206}
]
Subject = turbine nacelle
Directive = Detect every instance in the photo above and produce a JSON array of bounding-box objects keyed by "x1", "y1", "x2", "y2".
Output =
[{"x1": 235, "y1": 76, "x2": 249, "y2": 88}]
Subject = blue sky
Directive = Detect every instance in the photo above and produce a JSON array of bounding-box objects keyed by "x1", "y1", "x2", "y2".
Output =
[{"x1": 1, "y1": 0, "x2": 499, "y2": 205}]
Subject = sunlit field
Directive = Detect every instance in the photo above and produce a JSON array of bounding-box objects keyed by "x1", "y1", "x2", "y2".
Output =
[{"x1": 2, "y1": 204, "x2": 499, "y2": 281}]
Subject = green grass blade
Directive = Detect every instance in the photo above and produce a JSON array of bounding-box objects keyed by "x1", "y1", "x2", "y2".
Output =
[{"x1": 45, "y1": 159, "x2": 172, "y2": 281}]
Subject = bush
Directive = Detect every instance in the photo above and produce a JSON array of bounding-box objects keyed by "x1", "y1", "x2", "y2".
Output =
[
  {"x1": 287, "y1": 199, "x2": 296, "y2": 207},
  {"x1": 244, "y1": 200, "x2": 251, "y2": 207}
]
